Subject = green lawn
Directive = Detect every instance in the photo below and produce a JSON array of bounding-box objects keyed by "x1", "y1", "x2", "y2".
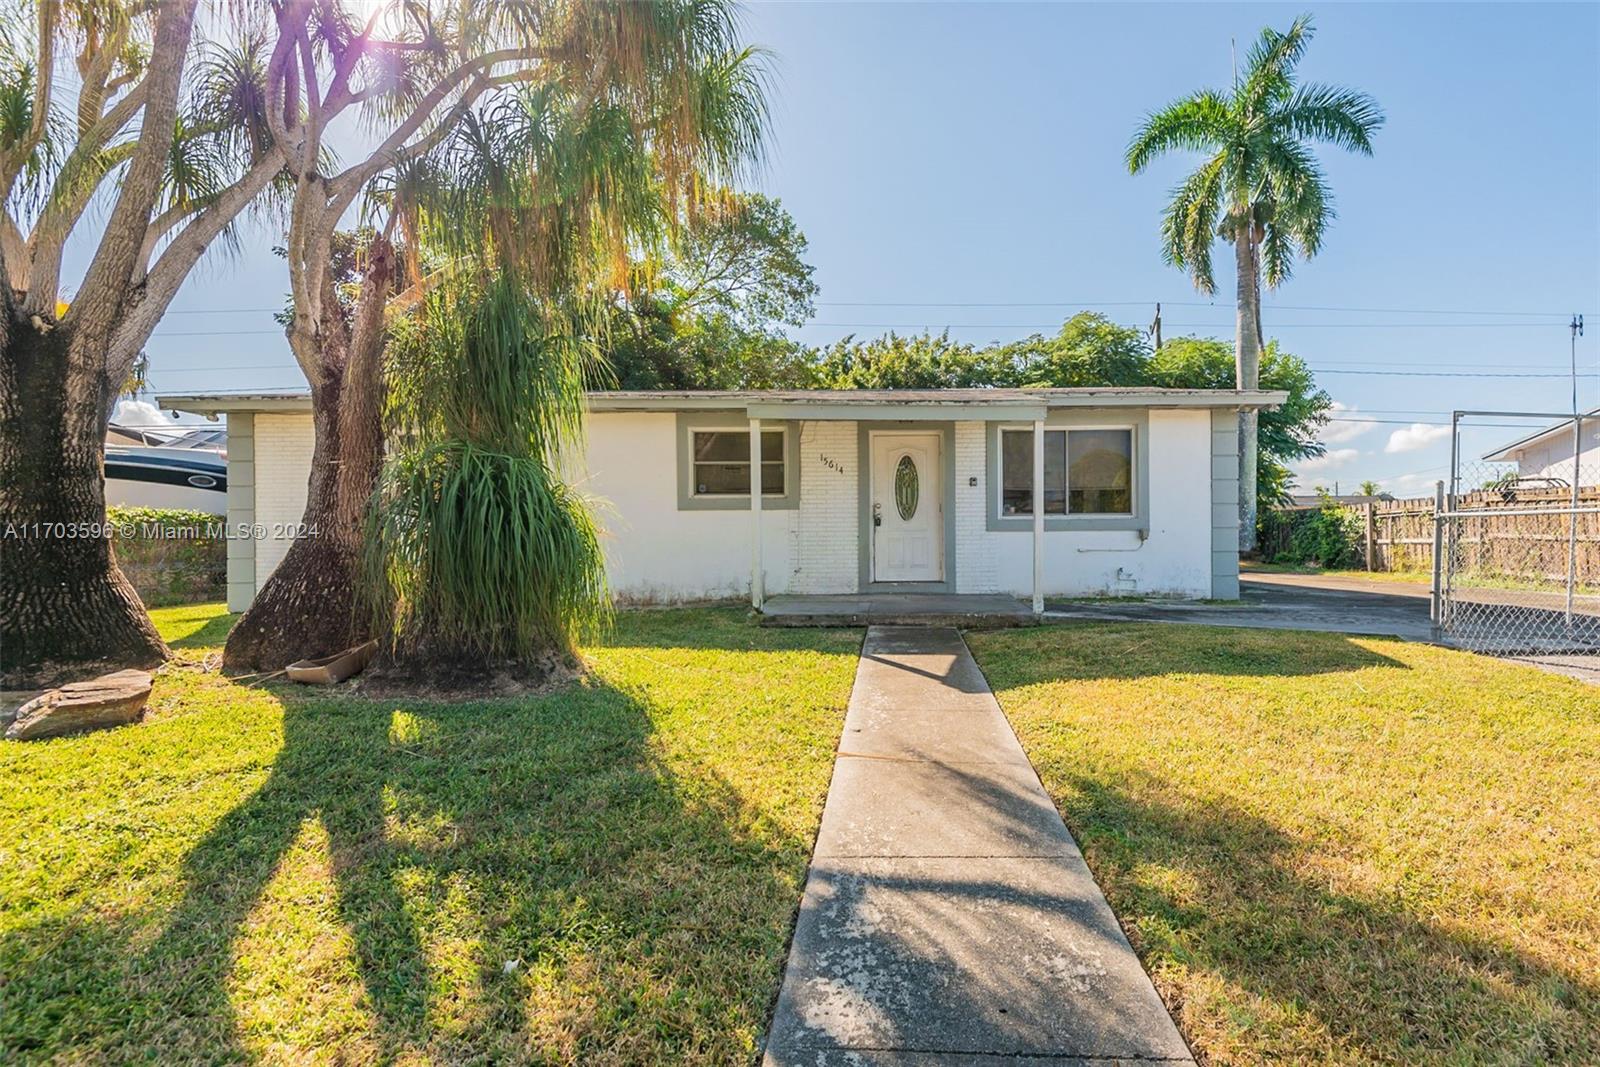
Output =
[
  {"x1": 2, "y1": 603, "x2": 861, "y2": 1065},
  {"x1": 968, "y1": 623, "x2": 1600, "y2": 1065},
  {"x1": 1244, "y1": 561, "x2": 1432, "y2": 584}
]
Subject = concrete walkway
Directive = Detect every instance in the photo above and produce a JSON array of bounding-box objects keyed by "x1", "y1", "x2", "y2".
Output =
[{"x1": 763, "y1": 626, "x2": 1193, "y2": 1066}]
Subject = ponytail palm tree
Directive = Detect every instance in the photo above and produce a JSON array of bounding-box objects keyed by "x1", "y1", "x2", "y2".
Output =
[
  {"x1": 361, "y1": 43, "x2": 770, "y2": 671},
  {"x1": 1127, "y1": 14, "x2": 1382, "y2": 548},
  {"x1": 223, "y1": 0, "x2": 769, "y2": 670}
]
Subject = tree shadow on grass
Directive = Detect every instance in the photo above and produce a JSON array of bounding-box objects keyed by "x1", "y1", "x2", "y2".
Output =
[
  {"x1": 1053, "y1": 772, "x2": 1600, "y2": 1062},
  {"x1": 4, "y1": 616, "x2": 855, "y2": 1063}
]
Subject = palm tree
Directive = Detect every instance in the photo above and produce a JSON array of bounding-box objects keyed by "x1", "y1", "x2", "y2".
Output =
[
  {"x1": 1127, "y1": 14, "x2": 1382, "y2": 550},
  {"x1": 222, "y1": 0, "x2": 770, "y2": 671},
  {"x1": 360, "y1": 42, "x2": 770, "y2": 672}
]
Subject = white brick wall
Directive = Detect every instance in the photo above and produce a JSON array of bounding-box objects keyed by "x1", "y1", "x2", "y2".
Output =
[
  {"x1": 791, "y1": 420, "x2": 859, "y2": 593},
  {"x1": 953, "y1": 421, "x2": 998, "y2": 593},
  {"x1": 253, "y1": 413, "x2": 315, "y2": 587}
]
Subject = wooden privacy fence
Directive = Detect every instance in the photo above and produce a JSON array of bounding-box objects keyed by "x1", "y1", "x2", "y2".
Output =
[{"x1": 1356, "y1": 487, "x2": 1600, "y2": 578}]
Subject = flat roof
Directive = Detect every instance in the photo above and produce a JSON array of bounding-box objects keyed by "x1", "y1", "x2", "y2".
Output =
[{"x1": 161, "y1": 386, "x2": 1287, "y2": 418}]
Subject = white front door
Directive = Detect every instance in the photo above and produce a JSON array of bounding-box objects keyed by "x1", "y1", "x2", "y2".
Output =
[{"x1": 871, "y1": 432, "x2": 943, "y2": 582}]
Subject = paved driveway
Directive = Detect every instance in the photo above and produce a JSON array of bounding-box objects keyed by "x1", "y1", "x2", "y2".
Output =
[
  {"x1": 1046, "y1": 571, "x2": 1435, "y2": 641},
  {"x1": 1046, "y1": 571, "x2": 1600, "y2": 683}
]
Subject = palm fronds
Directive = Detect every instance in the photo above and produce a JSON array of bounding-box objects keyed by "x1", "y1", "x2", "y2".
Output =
[
  {"x1": 366, "y1": 276, "x2": 609, "y2": 664},
  {"x1": 361, "y1": 0, "x2": 771, "y2": 670},
  {"x1": 1127, "y1": 13, "x2": 1382, "y2": 294}
]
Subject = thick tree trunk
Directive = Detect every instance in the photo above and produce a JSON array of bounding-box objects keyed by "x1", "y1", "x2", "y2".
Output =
[
  {"x1": 1234, "y1": 233, "x2": 1261, "y2": 553},
  {"x1": 220, "y1": 375, "x2": 362, "y2": 672},
  {"x1": 222, "y1": 238, "x2": 392, "y2": 672},
  {"x1": 0, "y1": 322, "x2": 167, "y2": 686}
]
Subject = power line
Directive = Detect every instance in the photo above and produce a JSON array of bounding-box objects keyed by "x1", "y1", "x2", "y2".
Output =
[
  {"x1": 154, "y1": 307, "x2": 283, "y2": 315},
  {"x1": 151, "y1": 301, "x2": 1590, "y2": 318},
  {"x1": 789, "y1": 322, "x2": 1570, "y2": 330},
  {"x1": 1314, "y1": 369, "x2": 1599, "y2": 378},
  {"x1": 1326, "y1": 417, "x2": 1559, "y2": 428},
  {"x1": 152, "y1": 321, "x2": 1577, "y2": 337},
  {"x1": 813, "y1": 301, "x2": 1585, "y2": 317},
  {"x1": 136, "y1": 359, "x2": 1597, "y2": 379}
]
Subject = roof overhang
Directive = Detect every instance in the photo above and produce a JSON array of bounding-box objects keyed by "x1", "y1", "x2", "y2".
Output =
[
  {"x1": 161, "y1": 387, "x2": 1288, "y2": 420},
  {"x1": 1482, "y1": 408, "x2": 1598, "y2": 462},
  {"x1": 591, "y1": 388, "x2": 1288, "y2": 419},
  {"x1": 159, "y1": 392, "x2": 313, "y2": 415}
]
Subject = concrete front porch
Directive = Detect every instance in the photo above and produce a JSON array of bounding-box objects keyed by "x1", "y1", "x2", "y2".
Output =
[{"x1": 760, "y1": 593, "x2": 1038, "y2": 628}]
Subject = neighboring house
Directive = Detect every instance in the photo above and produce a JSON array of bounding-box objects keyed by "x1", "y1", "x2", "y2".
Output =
[
  {"x1": 1483, "y1": 408, "x2": 1600, "y2": 488},
  {"x1": 159, "y1": 387, "x2": 1284, "y2": 613},
  {"x1": 105, "y1": 421, "x2": 228, "y2": 515}
]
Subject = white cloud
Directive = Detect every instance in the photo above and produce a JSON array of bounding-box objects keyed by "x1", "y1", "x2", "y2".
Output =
[
  {"x1": 1294, "y1": 448, "x2": 1360, "y2": 476},
  {"x1": 111, "y1": 398, "x2": 168, "y2": 429},
  {"x1": 1319, "y1": 402, "x2": 1370, "y2": 446},
  {"x1": 1384, "y1": 423, "x2": 1450, "y2": 454},
  {"x1": 1381, "y1": 471, "x2": 1444, "y2": 494}
]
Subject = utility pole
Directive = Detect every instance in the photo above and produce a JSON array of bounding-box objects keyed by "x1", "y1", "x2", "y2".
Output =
[
  {"x1": 1566, "y1": 313, "x2": 1584, "y2": 626},
  {"x1": 1150, "y1": 302, "x2": 1162, "y2": 352},
  {"x1": 1572, "y1": 314, "x2": 1585, "y2": 417}
]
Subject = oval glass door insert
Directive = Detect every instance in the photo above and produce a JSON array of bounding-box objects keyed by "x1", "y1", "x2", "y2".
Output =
[{"x1": 894, "y1": 454, "x2": 919, "y2": 520}]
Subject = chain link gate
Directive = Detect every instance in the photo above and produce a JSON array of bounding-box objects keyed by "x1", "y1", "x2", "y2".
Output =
[{"x1": 1432, "y1": 410, "x2": 1600, "y2": 657}]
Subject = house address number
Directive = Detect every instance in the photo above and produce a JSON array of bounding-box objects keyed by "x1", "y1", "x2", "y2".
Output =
[{"x1": 819, "y1": 453, "x2": 847, "y2": 475}]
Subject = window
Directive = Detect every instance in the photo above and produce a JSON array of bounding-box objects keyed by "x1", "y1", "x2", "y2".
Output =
[
  {"x1": 1000, "y1": 427, "x2": 1133, "y2": 516},
  {"x1": 692, "y1": 429, "x2": 785, "y2": 496},
  {"x1": 1001, "y1": 430, "x2": 1066, "y2": 515},
  {"x1": 1068, "y1": 429, "x2": 1133, "y2": 514}
]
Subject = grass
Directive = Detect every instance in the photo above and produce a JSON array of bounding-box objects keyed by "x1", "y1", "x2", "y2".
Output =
[
  {"x1": 1244, "y1": 561, "x2": 1432, "y2": 585},
  {"x1": 2, "y1": 603, "x2": 862, "y2": 1065},
  {"x1": 1246, "y1": 561, "x2": 1600, "y2": 598},
  {"x1": 967, "y1": 623, "x2": 1600, "y2": 1065}
]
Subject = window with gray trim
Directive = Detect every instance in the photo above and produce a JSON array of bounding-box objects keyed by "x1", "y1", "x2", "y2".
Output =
[
  {"x1": 691, "y1": 429, "x2": 786, "y2": 496},
  {"x1": 1000, "y1": 427, "x2": 1133, "y2": 515}
]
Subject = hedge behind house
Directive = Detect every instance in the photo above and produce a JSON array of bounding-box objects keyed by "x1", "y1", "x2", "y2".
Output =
[
  {"x1": 1258, "y1": 502, "x2": 1364, "y2": 568},
  {"x1": 108, "y1": 506, "x2": 227, "y2": 607}
]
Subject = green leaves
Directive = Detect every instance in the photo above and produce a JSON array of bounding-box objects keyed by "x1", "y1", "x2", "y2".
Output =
[
  {"x1": 1127, "y1": 14, "x2": 1382, "y2": 297},
  {"x1": 1160, "y1": 154, "x2": 1226, "y2": 293},
  {"x1": 365, "y1": 439, "x2": 609, "y2": 663},
  {"x1": 1126, "y1": 91, "x2": 1233, "y2": 175},
  {"x1": 366, "y1": 278, "x2": 609, "y2": 664},
  {"x1": 1272, "y1": 83, "x2": 1384, "y2": 155}
]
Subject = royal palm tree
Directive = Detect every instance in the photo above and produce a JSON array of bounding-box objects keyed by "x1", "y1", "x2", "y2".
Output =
[{"x1": 1127, "y1": 14, "x2": 1382, "y2": 549}]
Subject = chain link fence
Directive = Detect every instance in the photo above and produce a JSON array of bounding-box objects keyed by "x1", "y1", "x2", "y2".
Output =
[{"x1": 1435, "y1": 411, "x2": 1600, "y2": 657}]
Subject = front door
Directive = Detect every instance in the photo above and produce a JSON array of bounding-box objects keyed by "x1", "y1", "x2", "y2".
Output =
[{"x1": 871, "y1": 432, "x2": 943, "y2": 582}]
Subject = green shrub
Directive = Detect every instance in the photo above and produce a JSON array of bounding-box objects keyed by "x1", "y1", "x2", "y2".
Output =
[
  {"x1": 1259, "y1": 496, "x2": 1363, "y2": 568},
  {"x1": 107, "y1": 506, "x2": 226, "y2": 607}
]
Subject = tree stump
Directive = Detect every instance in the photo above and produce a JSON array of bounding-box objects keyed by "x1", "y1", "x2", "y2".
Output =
[{"x1": 5, "y1": 670, "x2": 154, "y2": 741}]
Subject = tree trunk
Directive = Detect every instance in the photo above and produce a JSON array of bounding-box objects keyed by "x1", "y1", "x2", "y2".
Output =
[
  {"x1": 221, "y1": 238, "x2": 392, "y2": 672},
  {"x1": 1234, "y1": 232, "x2": 1261, "y2": 553},
  {"x1": 0, "y1": 322, "x2": 167, "y2": 687}
]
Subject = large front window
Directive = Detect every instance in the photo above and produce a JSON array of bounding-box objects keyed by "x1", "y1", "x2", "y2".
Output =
[
  {"x1": 692, "y1": 429, "x2": 786, "y2": 496},
  {"x1": 1000, "y1": 427, "x2": 1133, "y2": 515}
]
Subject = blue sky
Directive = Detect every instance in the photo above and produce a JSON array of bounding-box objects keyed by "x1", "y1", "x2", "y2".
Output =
[{"x1": 104, "y1": 2, "x2": 1599, "y2": 495}]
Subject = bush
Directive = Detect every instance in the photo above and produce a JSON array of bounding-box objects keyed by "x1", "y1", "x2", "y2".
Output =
[
  {"x1": 1259, "y1": 497, "x2": 1363, "y2": 568},
  {"x1": 107, "y1": 506, "x2": 227, "y2": 607}
]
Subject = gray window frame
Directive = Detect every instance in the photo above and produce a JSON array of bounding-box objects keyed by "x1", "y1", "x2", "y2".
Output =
[
  {"x1": 985, "y1": 412, "x2": 1148, "y2": 532},
  {"x1": 675, "y1": 412, "x2": 800, "y2": 510}
]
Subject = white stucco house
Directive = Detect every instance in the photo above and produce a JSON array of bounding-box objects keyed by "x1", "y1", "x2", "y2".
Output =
[
  {"x1": 1483, "y1": 408, "x2": 1599, "y2": 488},
  {"x1": 159, "y1": 387, "x2": 1284, "y2": 614}
]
